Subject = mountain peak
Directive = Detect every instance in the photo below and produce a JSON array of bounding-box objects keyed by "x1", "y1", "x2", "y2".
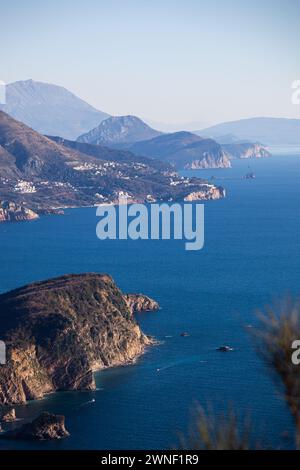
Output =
[
  {"x1": 77, "y1": 115, "x2": 162, "y2": 146},
  {"x1": 0, "y1": 80, "x2": 109, "y2": 140}
]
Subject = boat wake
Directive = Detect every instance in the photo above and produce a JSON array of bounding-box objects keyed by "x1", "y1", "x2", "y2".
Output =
[
  {"x1": 156, "y1": 357, "x2": 207, "y2": 372},
  {"x1": 79, "y1": 398, "x2": 96, "y2": 407}
]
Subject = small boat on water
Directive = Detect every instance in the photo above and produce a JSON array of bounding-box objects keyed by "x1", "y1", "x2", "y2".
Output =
[
  {"x1": 243, "y1": 172, "x2": 256, "y2": 179},
  {"x1": 180, "y1": 332, "x2": 190, "y2": 337},
  {"x1": 217, "y1": 345, "x2": 234, "y2": 352},
  {"x1": 79, "y1": 398, "x2": 96, "y2": 407}
]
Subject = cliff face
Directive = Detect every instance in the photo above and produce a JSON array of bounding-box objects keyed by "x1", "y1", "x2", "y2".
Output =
[
  {"x1": 222, "y1": 142, "x2": 271, "y2": 159},
  {"x1": 184, "y1": 185, "x2": 226, "y2": 201},
  {"x1": 185, "y1": 152, "x2": 231, "y2": 169},
  {"x1": 0, "y1": 201, "x2": 39, "y2": 223},
  {"x1": 0, "y1": 273, "x2": 156, "y2": 405}
]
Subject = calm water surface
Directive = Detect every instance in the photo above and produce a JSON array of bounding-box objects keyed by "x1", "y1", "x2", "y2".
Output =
[{"x1": 0, "y1": 155, "x2": 299, "y2": 449}]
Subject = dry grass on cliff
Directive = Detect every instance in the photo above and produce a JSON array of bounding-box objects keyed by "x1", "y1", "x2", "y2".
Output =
[
  {"x1": 254, "y1": 298, "x2": 300, "y2": 446},
  {"x1": 179, "y1": 405, "x2": 250, "y2": 450}
]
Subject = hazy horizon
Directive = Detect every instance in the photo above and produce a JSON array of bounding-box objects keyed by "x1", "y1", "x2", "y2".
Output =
[{"x1": 2, "y1": 0, "x2": 300, "y2": 126}]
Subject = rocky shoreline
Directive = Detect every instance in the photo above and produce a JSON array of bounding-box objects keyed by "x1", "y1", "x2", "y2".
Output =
[
  {"x1": 0, "y1": 201, "x2": 39, "y2": 223},
  {"x1": 0, "y1": 182, "x2": 226, "y2": 223}
]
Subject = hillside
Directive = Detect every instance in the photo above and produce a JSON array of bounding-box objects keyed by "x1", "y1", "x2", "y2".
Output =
[
  {"x1": 0, "y1": 111, "x2": 225, "y2": 214},
  {"x1": 122, "y1": 131, "x2": 231, "y2": 169},
  {"x1": 0, "y1": 110, "x2": 89, "y2": 181},
  {"x1": 49, "y1": 135, "x2": 167, "y2": 170}
]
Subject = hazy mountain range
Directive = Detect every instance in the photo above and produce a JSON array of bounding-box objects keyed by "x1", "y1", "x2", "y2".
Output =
[
  {"x1": 199, "y1": 117, "x2": 300, "y2": 146},
  {"x1": 77, "y1": 116, "x2": 270, "y2": 169},
  {"x1": 0, "y1": 80, "x2": 109, "y2": 140},
  {"x1": 77, "y1": 115, "x2": 231, "y2": 169},
  {"x1": 1, "y1": 80, "x2": 299, "y2": 149},
  {"x1": 0, "y1": 79, "x2": 278, "y2": 174}
]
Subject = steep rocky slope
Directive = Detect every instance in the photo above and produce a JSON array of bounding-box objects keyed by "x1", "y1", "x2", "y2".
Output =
[
  {"x1": 0, "y1": 273, "x2": 157, "y2": 405},
  {"x1": 0, "y1": 110, "x2": 89, "y2": 180}
]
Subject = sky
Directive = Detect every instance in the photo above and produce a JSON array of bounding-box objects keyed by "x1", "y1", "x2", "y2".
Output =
[{"x1": 1, "y1": 0, "x2": 300, "y2": 127}]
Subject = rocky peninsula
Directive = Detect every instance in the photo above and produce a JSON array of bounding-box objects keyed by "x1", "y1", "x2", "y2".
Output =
[
  {"x1": 0, "y1": 201, "x2": 39, "y2": 223},
  {"x1": 0, "y1": 273, "x2": 158, "y2": 405}
]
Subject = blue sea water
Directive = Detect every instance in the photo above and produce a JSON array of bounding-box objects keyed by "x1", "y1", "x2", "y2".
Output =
[{"x1": 0, "y1": 154, "x2": 300, "y2": 450}]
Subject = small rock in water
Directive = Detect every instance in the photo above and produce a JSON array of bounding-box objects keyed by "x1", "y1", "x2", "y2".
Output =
[
  {"x1": 0, "y1": 412, "x2": 70, "y2": 440},
  {"x1": 1, "y1": 407, "x2": 16, "y2": 422},
  {"x1": 124, "y1": 293, "x2": 159, "y2": 313}
]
